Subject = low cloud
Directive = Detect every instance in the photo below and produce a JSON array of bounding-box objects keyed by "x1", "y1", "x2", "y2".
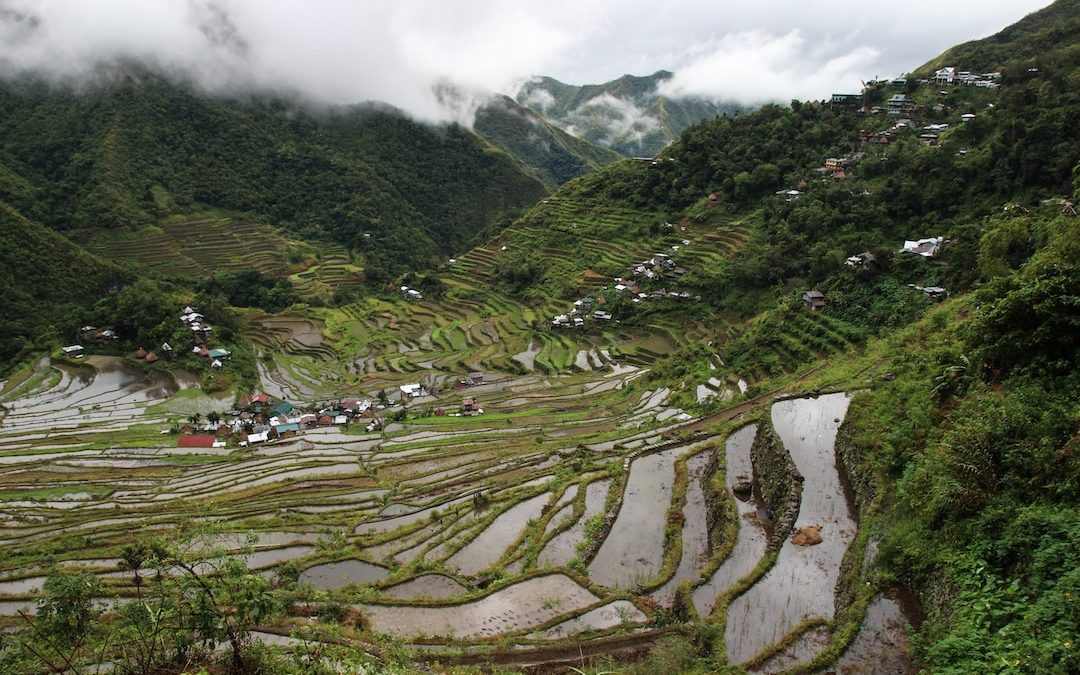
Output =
[
  {"x1": 0, "y1": 1, "x2": 1052, "y2": 122},
  {"x1": 518, "y1": 83, "x2": 556, "y2": 113},
  {"x1": 658, "y1": 30, "x2": 880, "y2": 104},
  {"x1": 565, "y1": 93, "x2": 661, "y2": 148}
]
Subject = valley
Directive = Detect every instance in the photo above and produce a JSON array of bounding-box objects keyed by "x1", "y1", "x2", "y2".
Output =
[{"x1": 1, "y1": 1, "x2": 1078, "y2": 673}]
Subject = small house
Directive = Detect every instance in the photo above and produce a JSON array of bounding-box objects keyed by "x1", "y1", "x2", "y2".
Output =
[
  {"x1": 830, "y1": 93, "x2": 860, "y2": 106},
  {"x1": 178, "y1": 435, "x2": 216, "y2": 448},
  {"x1": 274, "y1": 401, "x2": 295, "y2": 417},
  {"x1": 468, "y1": 372, "x2": 485, "y2": 386},
  {"x1": 933, "y1": 66, "x2": 956, "y2": 85},
  {"x1": 901, "y1": 237, "x2": 943, "y2": 258},
  {"x1": 960, "y1": 113, "x2": 976, "y2": 123},
  {"x1": 61, "y1": 344, "x2": 84, "y2": 358},
  {"x1": 207, "y1": 348, "x2": 231, "y2": 361},
  {"x1": 461, "y1": 397, "x2": 482, "y2": 416},
  {"x1": 922, "y1": 286, "x2": 948, "y2": 301},
  {"x1": 273, "y1": 422, "x2": 301, "y2": 438},
  {"x1": 845, "y1": 251, "x2": 878, "y2": 269},
  {"x1": 399, "y1": 383, "x2": 425, "y2": 399},
  {"x1": 246, "y1": 430, "x2": 269, "y2": 445},
  {"x1": 803, "y1": 290, "x2": 827, "y2": 311}
]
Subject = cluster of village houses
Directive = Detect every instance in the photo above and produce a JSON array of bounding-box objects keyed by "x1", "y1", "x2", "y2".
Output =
[
  {"x1": 175, "y1": 306, "x2": 233, "y2": 369},
  {"x1": 826, "y1": 65, "x2": 999, "y2": 153},
  {"x1": 61, "y1": 327, "x2": 120, "y2": 359},
  {"x1": 60, "y1": 305, "x2": 230, "y2": 366},
  {"x1": 175, "y1": 375, "x2": 487, "y2": 449},
  {"x1": 551, "y1": 249, "x2": 703, "y2": 328},
  {"x1": 803, "y1": 237, "x2": 948, "y2": 310}
]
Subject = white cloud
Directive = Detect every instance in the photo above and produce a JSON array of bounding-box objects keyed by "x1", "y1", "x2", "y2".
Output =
[
  {"x1": 0, "y1": 0, "x2": 1053, "y2": 120},
  {"x1": 568, "y1": 93, "x2": 661, "y2": 147},
  {"x1": 657, "y1": 30, "x2": 880, "y2": 104}
]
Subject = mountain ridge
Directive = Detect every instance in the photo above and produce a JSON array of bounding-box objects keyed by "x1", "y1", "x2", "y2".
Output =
[{"x1": 515, "y1": 70, "x2": 741, "y2": 157}]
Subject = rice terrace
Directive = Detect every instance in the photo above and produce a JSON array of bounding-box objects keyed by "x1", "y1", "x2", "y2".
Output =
[
  {"x1": 0, "y1": 190, "x2": 914, "y2": 673},
  {"x1": 2, "y1": 1, "x2": 1079, "y2": 673}
]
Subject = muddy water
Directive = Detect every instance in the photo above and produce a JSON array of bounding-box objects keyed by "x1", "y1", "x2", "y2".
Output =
[
  {"x1": 693, "y1": 423, "x2": 768, "y2": 615},
  {"x1": 588, "y1": 446, "x2": 687, "y2": 589},
  {"x1": 0, "y1": 599, "x2": 34, "y2": 615},
  {"x1": 574, "y1": 350, "x2": 593, "y2": 371},
  {"x1": 446, "y1": 492, "x2": 549, "y2": 575},
  {"x1": 538, "y1": 479, "x2": 610, "y2": 567},
  {"x1": 532, "y1": 600, "x2": 648, "y2": 639},
  {"x1": 652, "y1": 449, "x2": 716, "y2": 606},
  {"x1": 361, "y1": 573, "x2": 599, "y2": 639},
  {"x1": 833, "y1": 590, "x2": 917, "y2": 673},
  {"x1": 512, "y1": 342, "x2": 541, "y2": 371},
  {"x1": 298, "y1": 559, "x2": 389, "y2": 589},
  {"x1": 726, "y1": 393, "x2": 854, "y2": 665},
  {"x1": 382, "y1": 573, "x2": 468, "y2": 600},
  {"x1": 0, "y1": 576, "x2": 45, "y2": 595}
]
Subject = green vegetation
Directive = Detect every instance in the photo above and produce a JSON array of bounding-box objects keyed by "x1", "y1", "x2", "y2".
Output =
[
  {"x1": 0, "y1": 201, "x2": 126, "y2": 369},
  {"x1": 0, "y1": 65, "x2": 546, "y2": 287},
  {"x1": 1, "y1": 2, "x2": 1079, "y2": 673}
]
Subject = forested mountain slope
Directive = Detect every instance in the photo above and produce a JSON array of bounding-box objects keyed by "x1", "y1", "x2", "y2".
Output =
[
  {"x1": 0, "y1": 66, "x2": 547, "y2": 284},
  {"x1": 0, "y1": 200, "x2": 127, "y2": 368},
  {"x1": 473, "y1": 95, "x2": 622, "y2": 189}
]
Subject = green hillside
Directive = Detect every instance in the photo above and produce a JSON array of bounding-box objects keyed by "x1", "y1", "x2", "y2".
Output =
[
  {"x1": 0, "y1": 66, "x2": 546, "y2": 285},
  {"x1": 516, "y1": 70, "x2": 741, "y2": 156},
  {"x1": 487, "y1": 3, "x2": 1080, "y2": 670},
  {"x1": 0, "y1": 201, "x2": 126, "y2": 367},
  {"x1": 0, "y1": 3, "x2": 1078, "y2": 673},
  {"x1": 473, "y1": 95, "x2": 622, "y2": 189},
  {"x1": 920, "y1": 0, "x2": 1080, "y2": 72}
]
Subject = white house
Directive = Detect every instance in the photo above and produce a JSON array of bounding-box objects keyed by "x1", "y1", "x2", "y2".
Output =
[
  {"x1": 399, "y1": 383, "x2": 425, "y2": 399},
  {"x1": 934, "y1": 67, "x2": 956, "y2": 84},
  {"x1": 62, "y1": 344, "x2": 84, "y2": 357},
  {"x1": 901, "y1": 237, "x2": 944, "y2": 257}
]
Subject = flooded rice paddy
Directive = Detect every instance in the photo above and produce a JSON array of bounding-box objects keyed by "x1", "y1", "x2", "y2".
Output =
[
  {"x1": 726, "y1": 393, "x2": 854, "y2": 665},
  {"x1": 0, "y1": 342, "x2": 905, "y2": 668}
]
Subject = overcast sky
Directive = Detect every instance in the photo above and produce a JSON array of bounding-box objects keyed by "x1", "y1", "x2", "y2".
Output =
[{"x1": 0, "y1": 0, "x2": 1051, "y2": 122}]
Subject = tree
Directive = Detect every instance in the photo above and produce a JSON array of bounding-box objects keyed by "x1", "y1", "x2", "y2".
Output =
[{"x1": 18, "y1": 574, "x2": 102, "y2": 672}]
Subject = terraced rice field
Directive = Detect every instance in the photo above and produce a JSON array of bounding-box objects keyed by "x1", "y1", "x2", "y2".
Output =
[
  {"x1": 2, "y1": 197, "x2": 895, "y2": 669},
  {"x1": 86, "y1": 217, "x2": 361, "y2": 297},
  {"x1": 0, "y1": 338, "x2": 895, "y2": 670}
]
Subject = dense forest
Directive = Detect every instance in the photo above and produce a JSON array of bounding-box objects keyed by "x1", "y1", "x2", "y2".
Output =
[{"x1": 0, "y1": 66, "x2": 549, "y2": 284}]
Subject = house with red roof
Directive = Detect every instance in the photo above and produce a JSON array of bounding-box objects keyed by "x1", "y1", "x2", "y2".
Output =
[{"x1": 177, "y1": 435, "x2": 217, "y2": 448}]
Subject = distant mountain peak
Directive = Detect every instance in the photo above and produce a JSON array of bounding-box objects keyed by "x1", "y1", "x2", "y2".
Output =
[{"x1": 515, "y1": 71, "x2": 741, "y2": 157}]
